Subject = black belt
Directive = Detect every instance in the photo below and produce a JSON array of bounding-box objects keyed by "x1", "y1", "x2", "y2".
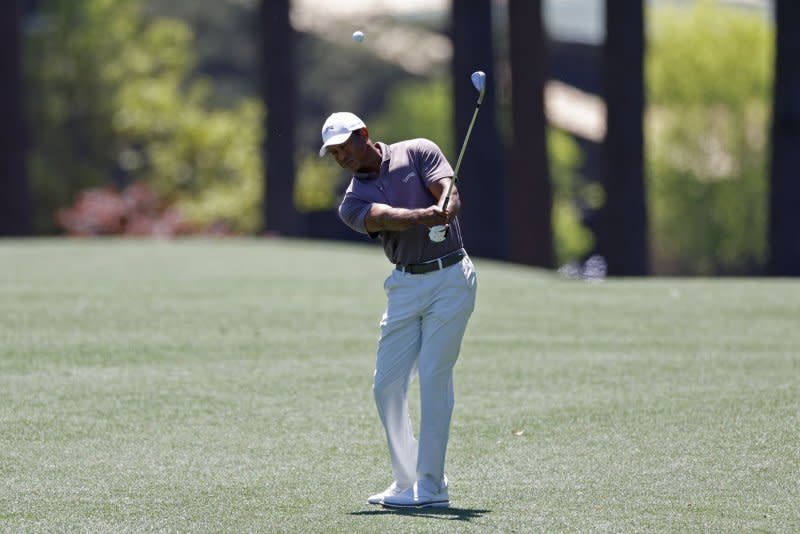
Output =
[{"x1": 396, "y1": 249, "x2": 466, "y2": 274}]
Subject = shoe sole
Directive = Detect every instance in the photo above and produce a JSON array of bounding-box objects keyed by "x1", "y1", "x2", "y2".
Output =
[{"x1": 381, "y1": 499, "x2": 449, "y2": 509}]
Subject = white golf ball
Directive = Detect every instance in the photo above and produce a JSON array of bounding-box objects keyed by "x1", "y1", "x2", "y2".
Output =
[{"x1": 352, "y1": 31, "x2": 365, "y2": 42}]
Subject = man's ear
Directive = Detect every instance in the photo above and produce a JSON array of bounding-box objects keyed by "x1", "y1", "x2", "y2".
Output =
[{"x1": 357, "y1": 127, "x2": 369, "y2": 138}]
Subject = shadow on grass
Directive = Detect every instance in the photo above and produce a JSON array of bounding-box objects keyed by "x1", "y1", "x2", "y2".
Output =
[{"x1": 350, "y1": 507, "x2": 491, "y2": 522}]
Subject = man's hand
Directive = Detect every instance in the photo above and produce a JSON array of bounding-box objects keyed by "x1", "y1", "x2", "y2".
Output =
[
  {"x1": 418, "y1": 205, "x2": 450, "y2": 228},
  {"x1": 429, "y1": 178, "x2": 460, "y2": 219}
]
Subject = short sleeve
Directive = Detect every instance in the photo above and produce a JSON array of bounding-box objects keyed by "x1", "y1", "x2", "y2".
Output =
[
  {"x1": 412, "y1": 139, "x2": 454, "y2": 186},
  {"x1": 338, "y1": 189, "x2": 375, "y2": 236}
]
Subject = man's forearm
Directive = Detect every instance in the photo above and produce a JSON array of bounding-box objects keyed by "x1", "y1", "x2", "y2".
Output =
[
  {"x1": 365, "y1": 204, "x2": 424, "y2": 232},
  {"x1": 365, "y1": 203, "x2": 447, "y2": 233}
]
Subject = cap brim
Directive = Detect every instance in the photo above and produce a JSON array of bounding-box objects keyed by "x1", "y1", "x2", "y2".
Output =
[{"x1": 318, "y1": 132, "x2": 353, "y2": 157}]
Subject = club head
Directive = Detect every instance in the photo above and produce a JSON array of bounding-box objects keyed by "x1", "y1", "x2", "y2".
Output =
[{"x1": 471, "y1": 71, "x2": 486, "y2": 95}]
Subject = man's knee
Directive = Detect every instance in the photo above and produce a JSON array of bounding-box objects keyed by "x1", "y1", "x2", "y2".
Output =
[{"x1": 373, "y1": 373, "x2": 403, "y2": 404}]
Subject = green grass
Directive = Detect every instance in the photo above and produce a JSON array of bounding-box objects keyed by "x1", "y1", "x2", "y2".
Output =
[{"x1": 1, "y1": 238, "x2": 798, "y2": 533}]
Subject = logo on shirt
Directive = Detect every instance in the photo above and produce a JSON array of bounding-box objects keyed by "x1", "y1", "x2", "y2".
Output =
[{"x1": 402, "y1": 172, "x2": 416, "y2": 183}]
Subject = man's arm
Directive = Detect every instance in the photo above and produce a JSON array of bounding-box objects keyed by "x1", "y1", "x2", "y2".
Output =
[
  {"x1": 362, "y1": 177, "x2": 460, "y2": 234},
  {"x1": 364, "y1": 203, "x2": 449, "y2": 233}
]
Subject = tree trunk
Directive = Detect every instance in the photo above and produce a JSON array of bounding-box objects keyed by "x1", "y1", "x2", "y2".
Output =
[
  {"x1": 451, "y1": 0, "x2": 507, "y2": 259},
  {"x1": 597, "y1": 0, "x2": 649, "y2": 275},
  {"x1": 507, "y1": 0, "x2": 553, "y2": 268},
  {"x1": 768, "y1": 0, "x2": 800, "y2": 276},
  {"x1": 0, "y1": 0, "x2": 32, "y2": 236},
  {"x1": 260, "y1": 0, "x2": 301, "y2": 236}
]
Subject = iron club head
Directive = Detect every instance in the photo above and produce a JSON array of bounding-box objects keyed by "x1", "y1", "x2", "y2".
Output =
[{"x1": 471, "y1": 71, "x2": 486, "y2": 95}]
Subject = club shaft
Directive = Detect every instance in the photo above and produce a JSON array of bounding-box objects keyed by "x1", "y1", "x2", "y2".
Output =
[{"x1": 442, "y1": 92, "x2": 485, "y2": 211}]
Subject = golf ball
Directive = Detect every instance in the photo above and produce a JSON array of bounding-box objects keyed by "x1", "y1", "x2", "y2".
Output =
[{"x1": 352, "y1": 31, "x2": 365, "y2": 42}]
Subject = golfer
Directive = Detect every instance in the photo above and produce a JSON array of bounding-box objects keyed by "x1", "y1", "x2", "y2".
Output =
[{"x1": 319, "y1": 112, "x2": 477, "y2": 508}]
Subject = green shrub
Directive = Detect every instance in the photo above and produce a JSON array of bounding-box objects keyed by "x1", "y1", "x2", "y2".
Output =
[
  {"x1": 646, "y1": 1, "x2": 772, "y2": 274},
  {"x1": 548, "y1": 128, "x2": 595, "y2": 264},
  {"x1": 295, "y1": 154, "x2": 348, "y2": 212},
  {"x1": 26, "y1": 0, "x2": 263, "y2": 234}
]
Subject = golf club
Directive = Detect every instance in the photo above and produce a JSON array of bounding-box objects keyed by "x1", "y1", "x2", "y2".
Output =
[
  {"x1": 441, "y1": 70, "x2": 486, "y2": 212},
  {"x1": 429, "y1": 71, "x2": 486, "y2": 243}
]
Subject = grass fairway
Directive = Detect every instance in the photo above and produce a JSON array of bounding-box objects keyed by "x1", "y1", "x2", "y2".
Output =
[{"x1": 1, "y1": 238, "x2": 798, "y2": 533}]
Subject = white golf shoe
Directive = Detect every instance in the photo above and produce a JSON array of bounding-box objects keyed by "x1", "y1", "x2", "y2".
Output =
[
  {"x1": 367, "y1": 482, "x2": 410, "y2": 505},
  {"x1": 381, "y1": 476, "x2": 449, "y2": 509}
]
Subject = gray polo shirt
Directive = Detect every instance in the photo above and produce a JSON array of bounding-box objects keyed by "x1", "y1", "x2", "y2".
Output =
[{"x1": 338, "y1": 138, "x2": 464, "y2": 265}]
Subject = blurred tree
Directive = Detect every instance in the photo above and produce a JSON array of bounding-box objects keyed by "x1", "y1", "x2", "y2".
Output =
[
  {"x1": 260, "y1": 0, "x2": 301, "y2": 236},
  {"x1": 25, "y1": 0, "x2": 263, "y2": 234},
  {"x1": 647, "y1": 2, "x2": 771, "y2": 275},
  {"x1": 452, "y1": 0, "x2": 507, "y2": 260},
  {"x1": 143, "y1": 0, "x2": 415, "y2": 152},
  {"x1": 369, "y1": 80, "x2": 453, "y2": 157},
  {"x1": 507, "y1": 0, "x2": 553, "y2": 267},
  {"x1": 597, "y1": 0, "x2": 649, "y2": 275},
  {"x1": 768, "y1": 0, "x2": 800, "y2": 276},
  {"x1": 142, "y1": 0, "x2": 259, "y2": 107},
  {"x1": 0, "y1": 0, "x2": 32, "y2": 236},
  {"x1": 549, "y1": 128, "x2": 595, "y2": 264}
]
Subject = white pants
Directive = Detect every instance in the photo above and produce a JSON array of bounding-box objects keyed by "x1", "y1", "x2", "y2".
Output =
[{"x1": 373, "y1": 254, "x2": 477, "y2": 489}]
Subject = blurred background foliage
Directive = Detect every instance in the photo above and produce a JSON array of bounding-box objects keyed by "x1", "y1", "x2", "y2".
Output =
[
  {"x1": 646, "y1": 0, "x2": 772, "y2": 274},
  {"x1": 22, "y1": 0, "x2": 775, "y2": 273},
  {"x1": 26, "y1": 0, "x2": 263, "y2": 234},
  {"x1": 369, "y1": 80, "x2": 454, "y2": 157},
  {"x1": 548, "y1": 128, "x2": 595, "y2": 264}
]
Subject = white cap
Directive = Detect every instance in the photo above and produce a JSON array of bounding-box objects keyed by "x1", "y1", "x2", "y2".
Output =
[{"x1": 319, "y1": 112, "x2": 366, "y2": 157}]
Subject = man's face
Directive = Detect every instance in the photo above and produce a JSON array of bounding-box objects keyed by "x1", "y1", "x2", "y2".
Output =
[{"x1": 326, "y1": 131, "x2": 368, "y2": 173}]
